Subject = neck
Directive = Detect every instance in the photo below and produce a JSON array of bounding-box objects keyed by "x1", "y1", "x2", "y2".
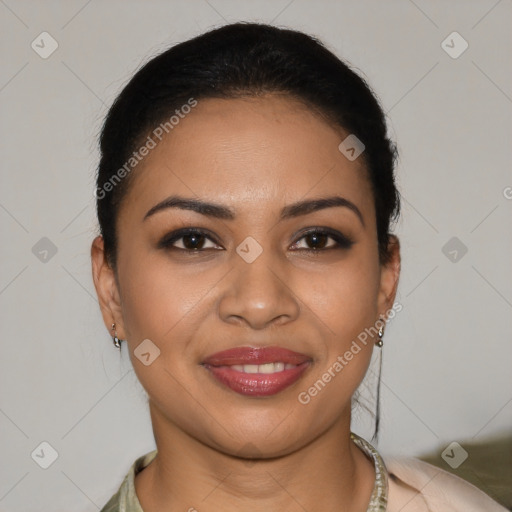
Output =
[{"x1": 135, "y1": 401, "x2": 376, "y2": 512}]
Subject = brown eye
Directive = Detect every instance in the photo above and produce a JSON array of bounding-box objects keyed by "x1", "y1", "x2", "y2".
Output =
[
  {"x1": 302, "y1": 231, "x2": 331, "y2": 249},
  {"x1": 158, "y1": 229, "x2": 221, "y2": 252},
  {"x1": 291, "y1": 228, "x2": 354, "y2": 251},
  {"x1": 179, "y1": 233, "x2": 208, "y2": 250}
]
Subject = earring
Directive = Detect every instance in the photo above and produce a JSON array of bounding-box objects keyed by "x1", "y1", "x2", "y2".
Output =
[
  {"x1": 376, "y1": 319, "x2": 385, "y2": 347},
  {"x1": 111, "y1": 323, "x2": 122, "y2": 349}
]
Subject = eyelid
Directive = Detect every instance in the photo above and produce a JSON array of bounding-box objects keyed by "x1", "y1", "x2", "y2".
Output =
[
  {"x1": 158, "y1": 226, "x2": 354, "y2": 253},
  {"x1": 290, "y1": 226, "x2": 354, "y2": 250},
  {"x1": 157, "y1": 227, "x2": 223, "y2": 250}
]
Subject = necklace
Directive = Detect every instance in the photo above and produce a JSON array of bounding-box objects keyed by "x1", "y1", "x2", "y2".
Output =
[{"x1": 350, "y1": 432, "x2": 388, "y2": 511}]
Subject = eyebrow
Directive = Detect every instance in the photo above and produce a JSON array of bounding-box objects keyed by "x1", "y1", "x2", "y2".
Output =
[{"x1": 144, "y1": 194, "x2": 365, "y2": 227}]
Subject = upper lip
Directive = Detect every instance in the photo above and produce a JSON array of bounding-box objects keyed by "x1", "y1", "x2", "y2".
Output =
[{"x1": 202, "y1": 346, "x2": 312, "y2": 366}]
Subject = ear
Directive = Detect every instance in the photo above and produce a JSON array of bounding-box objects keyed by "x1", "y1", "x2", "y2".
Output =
[
  {"x1": 91, "y1": 235, "x2": 126, "y2": 339},
  {"x1": 377, "y1": 235, "x2": 401, "y2": 319}
]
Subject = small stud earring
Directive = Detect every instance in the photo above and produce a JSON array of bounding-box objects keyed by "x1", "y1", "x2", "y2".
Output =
[{"x1": 111, "y1": 323, "x2": 122, "y2": 349}]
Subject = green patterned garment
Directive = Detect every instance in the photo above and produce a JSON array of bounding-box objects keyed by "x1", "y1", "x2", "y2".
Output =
[{"x1": 100, "y1": 432, "x2": 388, "y2": 512}]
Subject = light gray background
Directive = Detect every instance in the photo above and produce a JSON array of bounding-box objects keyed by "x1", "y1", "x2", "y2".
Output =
[{"x1": 1, "y1": 1, "x2": 511, "y2": 510}]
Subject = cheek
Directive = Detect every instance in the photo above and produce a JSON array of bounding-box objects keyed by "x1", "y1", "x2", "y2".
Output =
[
  {"x1": 117, "y1": 249, "x2": 225, "y2": 356},
  {"x1": 294, "y1": 250, "x2": 380, "y2": 399},
  {"x1": 116, "y1": 256, "x2": 205, "y2": 410},
  {"x1": 116, "y1": 251, "x2": 190, "y2": 343},
  {"x1": 299, "y1": 254, "x2": 380, "y2": 342}
]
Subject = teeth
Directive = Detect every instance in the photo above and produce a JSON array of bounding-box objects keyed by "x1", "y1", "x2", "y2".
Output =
[
  {"x1": 243, "y1": 364, "x2": 259, "y2": 374},
  {"x1": 228, "y1": 362, "x2": 294, "y2": 373},
  {"x1": 259, "y1": 362, "x2": 282, "y2": 373}
]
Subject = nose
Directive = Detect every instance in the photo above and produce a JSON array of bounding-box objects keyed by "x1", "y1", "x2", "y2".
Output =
[{"x1": 218, "y1": 247, "x2": 301, "y2": 330}]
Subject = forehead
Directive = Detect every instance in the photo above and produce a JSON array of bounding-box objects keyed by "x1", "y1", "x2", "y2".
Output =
[{"x1": 121, "y1": 94, "x2": 374, "y2": 220}]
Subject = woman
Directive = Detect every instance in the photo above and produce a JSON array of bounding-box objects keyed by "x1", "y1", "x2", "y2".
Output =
[{"x1": 91, "y1": 22, "x2": 506, "y2": 512}]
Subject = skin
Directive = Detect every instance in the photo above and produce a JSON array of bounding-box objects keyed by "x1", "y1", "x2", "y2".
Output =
[{"x1": 91, "y1": 94, "x2": 400, "y2": 512}]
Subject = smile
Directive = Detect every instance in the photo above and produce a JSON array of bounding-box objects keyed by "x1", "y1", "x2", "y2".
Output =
[
  {"x1": 202, "y1": 346, "x2": 312, "y2": 396},
  {"x1": 224, "y1": 362, "x2": 298, "y2": 373}
]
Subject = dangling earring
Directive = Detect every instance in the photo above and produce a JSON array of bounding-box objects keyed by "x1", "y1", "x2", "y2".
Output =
[
  {"x1": 376, "y1": 319, "x2": 385, "y2": 347},
  {"x1": 111, "y1": 323, "x2": 122, "y2": 349}
]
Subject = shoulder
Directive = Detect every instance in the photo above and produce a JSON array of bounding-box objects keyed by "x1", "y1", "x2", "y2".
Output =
[
  {"x1": 99, "y1": 449, "x2": 158, "y2": 512},
  {"x1": 384, "y1": 455, "x2": 508, "y2": 512}
]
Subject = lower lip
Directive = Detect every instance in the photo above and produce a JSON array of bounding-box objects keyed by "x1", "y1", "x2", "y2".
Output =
[{"x1": 203, "y1": 362, "x2": 311, "y2": 397}]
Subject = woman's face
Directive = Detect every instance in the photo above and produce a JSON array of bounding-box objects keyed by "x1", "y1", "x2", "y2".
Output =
[{"x1": 92, "y1": 94, "x2": 400, "y2": 458}]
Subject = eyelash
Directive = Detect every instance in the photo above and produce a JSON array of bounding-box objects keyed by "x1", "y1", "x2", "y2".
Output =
[{"x1": 158, "y1": 227, "x2": 354, "y2": 254}]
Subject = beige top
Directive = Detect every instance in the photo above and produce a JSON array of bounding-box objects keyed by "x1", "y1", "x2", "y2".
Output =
[{"x1": 100, "y1": 433, "x2": 507, "y2": 512}]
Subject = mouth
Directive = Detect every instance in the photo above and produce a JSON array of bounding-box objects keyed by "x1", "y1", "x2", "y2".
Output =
[{"x1": 201, "y1": 346, "x2": 312, "y2": 397}]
